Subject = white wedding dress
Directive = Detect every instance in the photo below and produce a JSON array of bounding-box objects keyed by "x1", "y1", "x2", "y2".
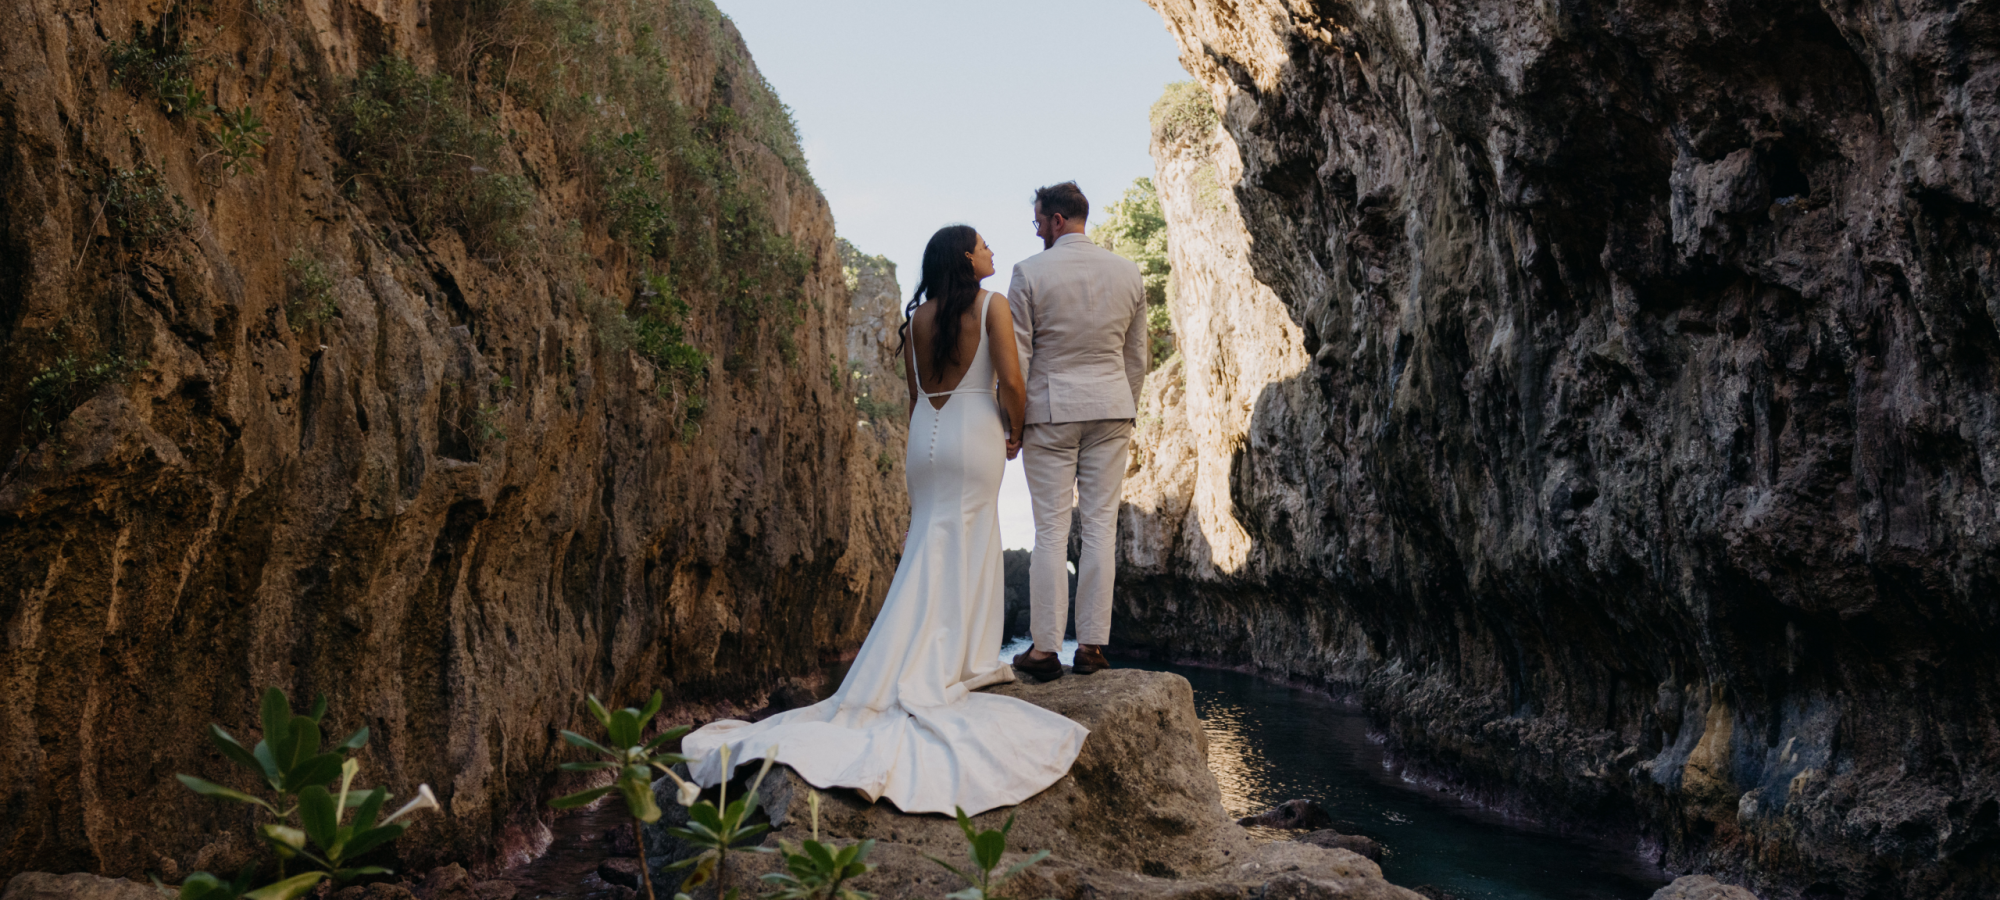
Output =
[{"x1": 683, "y1": 291, "x2": 1088, "y2": 816}]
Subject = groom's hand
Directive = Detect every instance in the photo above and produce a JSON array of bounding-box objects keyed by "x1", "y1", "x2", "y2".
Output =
[{"x1": 1006, "y1": 434, "x2": 1023, "y2": 460}]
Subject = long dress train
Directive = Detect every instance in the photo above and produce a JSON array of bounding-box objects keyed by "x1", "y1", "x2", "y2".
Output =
[{"x1": 682, "y1": 291, "x2": 1088, "y2": 816}]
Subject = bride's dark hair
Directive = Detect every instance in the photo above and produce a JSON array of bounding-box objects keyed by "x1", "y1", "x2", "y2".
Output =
[{"x1": 901, "y1": 224, "x2": 982, "y2": 379}]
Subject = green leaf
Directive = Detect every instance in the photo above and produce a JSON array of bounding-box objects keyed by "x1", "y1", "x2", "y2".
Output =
[
  {"x1": 561, "y1": 730, "x2": 613, "y2": 756},
  {"x1": 953, "y1": 807, "x2": 976, "y2": 843},
  {"x1": 241, "y1": 872, "x2": 324, "y2": 900},
  {"x1": 286, "y1": 715, "x2": 323, "y2": 770},
  {"x1": 329, "y1": 868, "x2": 392, "y2": 883},
  {"x1": 608, "y1": 709, "x2": 641, "y2": 749},
  {"x1": 678, "y1": 854, "x2": 715, "y2": 891},
  {"x1": 308, "y1": 694, "x2": 328, "y2": 722},
  {"x1": 997, "y1": 850, "x2": 1049, "y2": 883},
  {"x1": 207, "y1": 725, "x2": 264, "y2": 775},
  {"x1": 999, "y1": 813, "x2": 1016, "y2": 837},
  {"x1": 336, "y1": 726, "x2": 370, "y2": 752},
  {"x1": 804, "y1": 840, "x2": 836, "y2": 872},
  {"x1": 687, "y1": 801, "x2": 724, "y2": 830},
  {"x1": 298, "y1": 785, "x2": 340, "y2": 854},
  {"x1": 177, "y1": 774, "x2": 276, "y2": 813},
  {"x1": 252, "y1": 742, "x2": 281, "y2": 785},
  {"x1": 258, "y1": 824, "x2": 307, "y2": 859},
  {"x1": 354, "y1": 786, "x2": 389, "y2": 827},
  {"x1": 560, "y1": 761, "x2": 616, "y2": 772},
  {"x1": 924, "y1": 854, "x2": 975, "y2": 885},
  {"x1": 642, "y1": 725, "x2": 692, "y2": 752},
  {"x1": 261, "y1": 688, "x2": 292, "y2": 748},
  {"x1": 640, "y1": 691, "x2": 663, "y2": 725},
  {"x1": 177, "y1": 873, "x2": 225, "y2": 900},
  {"x1": 586, "y1": 695, "x2": 612, "y2": 729},
  {"x1": 620, "y1": 779, "x2": 662, "y2": 823},
  {"x1": 341, "y1": 824, "x2": 406, "y2": 860},
  {"x1": 549, "y1": 785, "x2": 615, "y2": 809},
  {"x1": 972, "y1": 830, "x2": 1005, "y2": 872},
  {"x1": 282, "y1": 753, "x2": 345, "y2": 793},
  {"x1": 942, "y1": 889, "x2": 984, "y2": 900}
]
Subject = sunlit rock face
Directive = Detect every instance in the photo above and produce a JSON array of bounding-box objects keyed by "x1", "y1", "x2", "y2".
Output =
[
  {"x1": 0, "y1": 0, "x2": 897, "y2": 878},
  {"x1": 1124, "y1": 0, "x2": 2000, "y2": 896}
]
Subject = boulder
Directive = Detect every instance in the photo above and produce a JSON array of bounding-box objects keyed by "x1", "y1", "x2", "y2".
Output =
[
  {"x1": 648, "y1": 669, "x2": 1422, "y2": 899},
  {"x1": 1, "y1": 874, "x2": 163, "y2": 900},
  {"x1": 1648, "y1": 875, "x2": 1760, "y2": 900},
  {"x1": 1294, "y1": 831, "x2": 1385, "y2": 862}
]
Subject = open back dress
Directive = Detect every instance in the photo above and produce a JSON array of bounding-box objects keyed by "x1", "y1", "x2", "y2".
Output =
[{"x1": 683, "y1": 290, "x2": 1088, "y2": 815}]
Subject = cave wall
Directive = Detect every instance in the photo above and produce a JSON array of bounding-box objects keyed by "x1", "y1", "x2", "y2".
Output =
[
  {"x1": 0, "y1": 0, "x2": 900, "y2": 878},
  {"x1": 1123, "y1": 0, "x2": 2000, "y2": 897}
]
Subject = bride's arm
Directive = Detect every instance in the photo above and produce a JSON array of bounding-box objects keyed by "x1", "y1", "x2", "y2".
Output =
[{"x1": 988, "y1": 296, "x2": 1027, "y2": 458}]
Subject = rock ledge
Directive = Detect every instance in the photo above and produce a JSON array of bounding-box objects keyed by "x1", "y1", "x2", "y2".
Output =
[{"x1": 650, "y1": 669, "x2": 1418, "y2": 899}]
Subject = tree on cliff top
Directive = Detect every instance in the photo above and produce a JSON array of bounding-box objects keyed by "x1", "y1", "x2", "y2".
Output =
[{"x1": 1090, "y1": 177, "x2": 1174, "y2": 367}]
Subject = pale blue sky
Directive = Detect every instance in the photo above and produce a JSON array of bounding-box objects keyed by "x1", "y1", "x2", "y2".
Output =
[{"x1": 713, "y1": 0, "x2": 1188, "y2": 548}]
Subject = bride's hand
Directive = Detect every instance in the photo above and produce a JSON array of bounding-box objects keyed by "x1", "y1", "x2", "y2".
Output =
[{"x1": 1006, "y1": 433, "x2": 1022, "y2": 460}]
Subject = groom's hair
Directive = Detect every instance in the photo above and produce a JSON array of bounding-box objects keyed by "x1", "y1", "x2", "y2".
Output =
[{"x1": 1033, "y1": 182, "x2": 1089, "y2": 222}]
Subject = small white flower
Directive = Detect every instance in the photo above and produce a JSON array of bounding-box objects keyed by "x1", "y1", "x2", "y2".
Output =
[
  {"x1": 380, "y1": 783, "x2": 439, "y2": 825},
  {"x1": 657, "y1": 767, "x2": 701, "y2": 807}
]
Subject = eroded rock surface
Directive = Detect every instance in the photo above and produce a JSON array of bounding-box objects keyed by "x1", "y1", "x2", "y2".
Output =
[
  {"x1": 0, "y1": 0, "x2": 897, "y2": 878},
  {"x1": 1124, "y1": 0, "x2": 2000, "y2": 897},
  {"x1": 647, "y1": 669, "x2": 1421, "y2": 900}
]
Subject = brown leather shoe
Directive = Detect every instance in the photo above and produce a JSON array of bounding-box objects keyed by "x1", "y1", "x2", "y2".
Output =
[
  {"x1": 1072, "y1": 644, "x2": 1111, "y2": 675},
  {"x1": 1011, "y1": 649, "x2": 1064, "y2": 682}
]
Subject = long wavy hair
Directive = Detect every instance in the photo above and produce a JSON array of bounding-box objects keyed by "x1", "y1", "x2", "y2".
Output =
[{"x1": 900, "y1": 224, "x2": 983, "y2": 381}]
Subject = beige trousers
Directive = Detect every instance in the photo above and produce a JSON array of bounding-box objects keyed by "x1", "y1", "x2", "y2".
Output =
[{"x1": 1023, "y1": 418, "x2": 1133, "y2": 651}]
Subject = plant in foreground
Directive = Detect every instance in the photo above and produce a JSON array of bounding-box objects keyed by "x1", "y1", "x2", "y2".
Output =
[
  {"x1": 666, "y1": 744, "x2": 777, "y2": 900},
  {"x1": 551, "y1": 692, "x2": 694, "y2": 900},
  {"x1": 925, "y1": 809, "x2": 1049, "y2": 900},
  {"x1": 175, "y1": 687, "x2": 438, "y2": 900},
  {"x1": 760, "y1": 789, "x2": 875, "y2": 900}
]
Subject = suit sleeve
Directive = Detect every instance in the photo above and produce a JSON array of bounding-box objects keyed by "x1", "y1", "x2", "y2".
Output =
[
  {"x1": 1123, "y1": 268, "x2": 1149, "y2": 407},
  {"x1": 1008, "y1": 265, "x2": 1033, "y2": 377}
]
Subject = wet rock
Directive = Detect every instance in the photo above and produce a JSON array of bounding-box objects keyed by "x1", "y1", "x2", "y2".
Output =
[
  {"x1": 1238, "y1": 799, "x2": 1333, "y2": 830},
  {"x1": 594, "y1": 860, "x2": 642, "y2": 890},
  {"x1": 602, "y1": 826, "x2": 639, "y2": 858},
  {"x1": 651, "y1": 669, "x2": 1423, "y2": 899},
  {"x1": 1408, "y1": 887, "x2": 1464, "y2": 900},
  {"x1": 1124, "y1": 0, "x2": 2000, "y2": 897},
  {"x1": 1648, "y1": 875, "x2": 1759, "y2": 900},
  {"x1": 1, "y1": 874, "x2": 162, "y2": 900},
  {"x1": 1294, "y1": 831, "x2": 1384, "y2": 862}
]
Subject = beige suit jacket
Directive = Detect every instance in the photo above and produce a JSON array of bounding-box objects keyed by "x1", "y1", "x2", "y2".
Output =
[{"x1": 1007, "y1": 233, "x2": 1149, "y2": 424}]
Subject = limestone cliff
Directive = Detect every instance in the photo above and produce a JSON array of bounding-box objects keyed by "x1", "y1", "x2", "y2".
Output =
[
  {"x1": 1123, "y1": 1, "x2": 2000, "y2": 897},
  {"x1": 0, "y1": 0, "x2": 896, "y2": 878}
]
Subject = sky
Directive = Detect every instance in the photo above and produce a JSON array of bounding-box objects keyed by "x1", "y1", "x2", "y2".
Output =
[{"x1": 712, "y1": 0, "x2": 1190, "y2": 548}]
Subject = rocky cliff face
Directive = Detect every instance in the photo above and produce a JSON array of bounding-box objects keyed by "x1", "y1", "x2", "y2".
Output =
[
  {"x1": 0, "y1": 0, "x2": 897, "y2": 878},
  {"x1": 1123, "y1": 1, "x2": 2000, "y2": 897}
]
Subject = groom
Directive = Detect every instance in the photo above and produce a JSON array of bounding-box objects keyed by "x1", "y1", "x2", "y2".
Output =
[{"x1": 1006, "y1": 181, "x2": 1149, "y2": 681}]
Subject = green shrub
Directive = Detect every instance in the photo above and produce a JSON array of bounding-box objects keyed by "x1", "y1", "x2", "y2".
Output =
[
  {"x1": 106, "y1": 16, "x2": 209, "y2": 117},
  {"x1": 208, "y1": 106, "x2": 272, "y2": 176},
  {"x1": 761, "y1": 790, "x2": 876, "y2": 900},
  {"x1": 104, "y1": 166, "x2": 192, "y2": 244},
  {"x1": 173, "y1": 688, "x2": 437, "y2": 900},
  {"x1": 24, "y1": 351, "x2": 148, "y2": 438},
  {"x1": 1090, "y1": 178, "x2": 1175, "y2": 368},
  {"x1": 550, "y1": 692, "x2": 696, "y2": 900},
  {"x1": 926, "y1": 808, "x2": 1049, "y2": 900},
  {"x1": 284, "y1": 252, "x2": 338, "y2": 329},
  {"x1": 334, "y1": 57, "x2": 528, "y2": 249},
  {"x1": 1150, "y1": 80, "x2": 1217, "y2": 148}
]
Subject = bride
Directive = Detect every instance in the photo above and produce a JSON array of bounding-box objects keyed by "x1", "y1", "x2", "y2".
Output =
[{"x1": 682, "y1": 224, "x2": 1088, "y2": 815}]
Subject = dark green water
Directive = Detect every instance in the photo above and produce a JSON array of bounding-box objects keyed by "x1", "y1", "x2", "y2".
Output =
[{"x1": 1002, "y1": 639, "x2": 1669, "y2": 900}]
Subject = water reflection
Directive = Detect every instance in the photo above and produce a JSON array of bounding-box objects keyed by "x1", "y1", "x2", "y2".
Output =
[{"x1": 997, "y1": 639, "x2": 1668, "y2": 900}]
